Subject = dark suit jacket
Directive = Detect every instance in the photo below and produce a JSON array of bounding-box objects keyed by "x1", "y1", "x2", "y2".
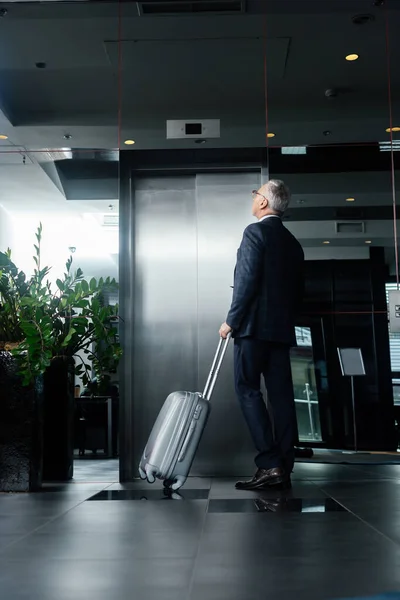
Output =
[{"x1": 226, "y1": 216, "x2": 304, "y2": 346}]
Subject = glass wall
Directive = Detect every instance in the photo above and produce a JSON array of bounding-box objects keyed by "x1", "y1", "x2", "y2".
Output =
[
  {"x1": 292, "y1": 327, "x2": 323, "y2": 443},
  {"x1": 265, "y1": 0, "x2": 397, "y2": 450}
]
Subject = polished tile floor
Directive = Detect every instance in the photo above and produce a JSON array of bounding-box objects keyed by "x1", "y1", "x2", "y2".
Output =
[{"x1": 1, "y1": 461, "x2": 400, "y2": 600}]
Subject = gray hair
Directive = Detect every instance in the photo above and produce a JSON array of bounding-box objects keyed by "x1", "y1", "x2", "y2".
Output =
[{"x1": 267, "y1": 179, "x2": 291, "y2": 215}]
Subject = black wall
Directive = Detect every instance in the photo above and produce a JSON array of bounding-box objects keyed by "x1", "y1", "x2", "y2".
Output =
[{"x1": 302, "y1": 248, "x2": 396, "y2": 451}]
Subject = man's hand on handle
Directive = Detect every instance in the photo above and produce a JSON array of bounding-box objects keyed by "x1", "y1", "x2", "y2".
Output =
[{"x1": 219, "y1": 322, "x2": 232, "y2": 339}]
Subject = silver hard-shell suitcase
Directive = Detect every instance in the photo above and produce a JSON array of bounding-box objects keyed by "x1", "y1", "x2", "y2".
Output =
[{"x1": 139, "y1": 335, "x2": 231, "y2": 490}]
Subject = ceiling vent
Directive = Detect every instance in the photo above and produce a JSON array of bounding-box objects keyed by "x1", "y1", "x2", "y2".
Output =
[
  {"x1": 138, "y1": 0, "x2": 245, "y2": 16},
  {"x1": 335, "y1": 221, "x2": 365, "y2": 234},
  {"x1": 379, "y1": 140, "x2": 400, "y2": 152},
  {"x1": 281, "y1": 147, "x2": 307, "y2": 155}
]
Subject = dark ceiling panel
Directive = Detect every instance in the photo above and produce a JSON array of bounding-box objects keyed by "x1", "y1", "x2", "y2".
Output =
[
  {"x1": 0, "y1": 70, "x2": 118, "y2": 124},
  {"x1": 0, "y1": 0, "x2": 397, "y2": 148},
  {"x1": 104, "y1": 36, "x2": 289, "y2": 115}
]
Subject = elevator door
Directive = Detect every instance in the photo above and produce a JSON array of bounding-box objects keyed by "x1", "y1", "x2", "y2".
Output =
[
  {"x1": 194, "y1": 172, "x2": 262, "y2": 475},
  {"x1": 131, "y1": 171, "x2": 262, "y2": 475}
]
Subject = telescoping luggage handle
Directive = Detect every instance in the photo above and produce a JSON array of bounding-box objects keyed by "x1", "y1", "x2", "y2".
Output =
[{"x1": 202, "y1": 333, "x2": 231, "y2": 401}]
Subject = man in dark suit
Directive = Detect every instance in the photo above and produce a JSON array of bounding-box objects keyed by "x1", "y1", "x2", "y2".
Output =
[{"x1": 219, "y1": 180, "x2": 304, "y2": 490}]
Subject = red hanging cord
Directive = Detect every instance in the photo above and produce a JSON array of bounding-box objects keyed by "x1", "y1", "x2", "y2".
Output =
[
  {"x1": 263, "y1": 14, "x2": 269, "y2": 150},
  {"x1": 385, "y1": 6, "x2": 399, "y2": 288},
  {"x1": 117, "y1": 0, "x2": 123, "y2": 150}
]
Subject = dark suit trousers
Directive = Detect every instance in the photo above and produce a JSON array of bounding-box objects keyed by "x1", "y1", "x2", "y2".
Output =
[{"x1": 234, "y1": 337, "x2": 297, "y2": 473}]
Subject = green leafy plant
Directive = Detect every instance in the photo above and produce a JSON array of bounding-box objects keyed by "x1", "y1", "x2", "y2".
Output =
[
  {"x1": 0, "y1": 224, "x2": 122, "y2": 386},
  {"x1": 0, "y1": 249, "x2": 28, "y2": 344}
]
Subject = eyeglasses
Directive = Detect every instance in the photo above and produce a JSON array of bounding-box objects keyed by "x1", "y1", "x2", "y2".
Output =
[{"x1": 252, "y1": 190, "x2": 268, "y2": 203}]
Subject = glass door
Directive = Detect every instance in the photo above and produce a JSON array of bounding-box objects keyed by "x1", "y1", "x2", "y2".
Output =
[{"x1": 291, "y1": 327, "x2": 323, "y2": 442}]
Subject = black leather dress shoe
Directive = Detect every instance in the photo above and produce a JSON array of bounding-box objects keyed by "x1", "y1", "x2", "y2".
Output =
[{"x1": 235, "y1": 467, "x2": 288, "y2": 491}]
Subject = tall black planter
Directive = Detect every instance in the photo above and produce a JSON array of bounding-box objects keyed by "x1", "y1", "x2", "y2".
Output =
[
  {"x1": 43, "y1": 357, "x2": 75, "y2": 481},
  {"x1": 0, "y1": 349, "x2": 44, "y2": 492}
]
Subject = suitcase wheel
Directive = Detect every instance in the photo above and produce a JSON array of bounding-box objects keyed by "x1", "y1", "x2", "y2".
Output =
[
  {"x1": 145, "y1": 465, "x2": 157, "y2": 483},
  {"x1": 171, "y1": 475, "x2": 186, "y2": 491},
  {"x1": 138, "y1": 466, "x2": 146, "y2": 480},
  {"x1": 163, "y1": 479, "x2": 174, "y2": 489}
]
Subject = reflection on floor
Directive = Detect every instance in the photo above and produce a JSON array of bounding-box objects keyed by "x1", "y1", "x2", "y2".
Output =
[
  {"x1": 301, "y1": 449, "x2": 400, "y2": 465},
  {"x1": 73, "y1": 458, "x2": 119, "y2": 482},
  {"x1": 2, "y1": 462, "x2": 400, "y2": 599}
]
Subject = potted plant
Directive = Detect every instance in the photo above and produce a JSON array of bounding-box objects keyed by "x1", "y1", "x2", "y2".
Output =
[
  {"x1": 0, "y1": 237, "x2": 48, "y2": 492},
  {"x1": 1, "y1": 224, "x2": 122, "y2": 484},
  {"x1": 40, "y1": 259, "x2": 120, "y2": 481}
]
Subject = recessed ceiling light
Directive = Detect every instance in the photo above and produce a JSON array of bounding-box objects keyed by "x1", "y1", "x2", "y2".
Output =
[
  {"x1": 345, "y1": 53, "x2": 359, "y2": 61},
  {"x1": 346, "y1": 197, "x2": 355, "y2": 202},
  {"x1": 124, "y1": 140, "x2": 135, "y2": 145},
  {"x1": 323, "y1": 241, "x2": 330, "y2": 245},
  {"x1": 0, "y1": 134, "x2": 8, "y2": 140},
  {"x1": 386, "y1": 127, "x2": 400, "y2": 133},
  {"x1": 267, "y1": 133, "x2": 276, "y2": 138},
  {"x1": 365, "y1": 240, "x2": 372, "y2": 244}
]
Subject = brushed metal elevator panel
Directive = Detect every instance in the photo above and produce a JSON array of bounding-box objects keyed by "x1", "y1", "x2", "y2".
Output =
[
  {"x1": 193, "y1": 171, "x2": 262, "y2": 475},
  {"x1": 131, "y1": 171, "x2": 262, "y2": 476},
  {"x1": 132, "y1": 175, "x2": 198, "y2": 466}
]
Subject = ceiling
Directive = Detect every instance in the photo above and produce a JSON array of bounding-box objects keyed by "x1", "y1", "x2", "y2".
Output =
[
  {"x1": 0, "y1": 0, "x2": 399, "y2": 263},
  {"x1": 0, "y1": 0, "x2": 398, "y2": 150}
]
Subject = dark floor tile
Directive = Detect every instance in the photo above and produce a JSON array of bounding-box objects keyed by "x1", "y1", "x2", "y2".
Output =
[
  {"x1": 332, "y1": 505, "x2": 400, "y2": 546},
  {"x1": 3, "y1": 461, "x2": 400, "y2": 600},
  {"x1": 0, "y1": 528, "x2": 202, "y2": 559},
  {"x1": 0, "y1": 515, "x2": 51, "y2": 535},
  {"x1": 87, "y1": 489, "x2": 209, "y2": 501},
  {"x1": 0, "y1": 558, "x2": 194, "y2": 600},
  {"x1": 0, "y1": 536, "x2": 23, "y2": 551},
  {"x1": 190, "y1": 555, "x2": 400, "y2": 600},
  {"x1": 319, "y1": 480, "x2": 400, "y2": 500},
  {"x1": 294, "y1": 463, "x2": 390, "y2": 481},
  {"x1": 36, "y1": 500, "x2": 208, "y2": 534},
  {"x1": 349, "y1": 465, "x2": 400, "y2": 480},
  {"x1": 208, "y1": 497, "x2": 346, "y2": 513},
  {"x1": 0, "y1": 496, "x2": 90, "y2": 518},
  {"x1": 194, "y1": 512, "x2": 391, "y2": 562}
]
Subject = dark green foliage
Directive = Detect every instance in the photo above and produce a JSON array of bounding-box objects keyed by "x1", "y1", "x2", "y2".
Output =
[{"x1": 0, "y1": 224, "x2": 122, "y2": 386}]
